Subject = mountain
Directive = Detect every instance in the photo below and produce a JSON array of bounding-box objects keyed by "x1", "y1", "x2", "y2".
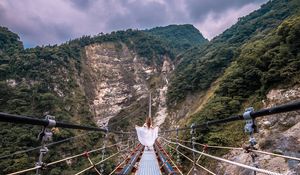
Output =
[
  {"x1": 1, "y1": 0, "x2": 300, "y2": 174},
  {"x1": 164, "y1": 0, "x2": 300, "y2": 173},
  {"x1": 0, "y1": 26, "x2": 201, "y2": 174},
  {"x1": 145, "y1": 24, "x2": 208, "y2": 53},
  {"x1": 167, "y1": 0, "x2": 300, "y2": 107}
]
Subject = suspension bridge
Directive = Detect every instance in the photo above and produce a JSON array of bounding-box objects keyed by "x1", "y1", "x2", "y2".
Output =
[{"x1": 0, "y1": 100, "x2": 300, "y2": 174}]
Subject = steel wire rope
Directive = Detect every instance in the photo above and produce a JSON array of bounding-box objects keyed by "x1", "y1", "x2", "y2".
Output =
[
  {"x1": 161, "y1": 137, "x2": 283, "y2": 175},
  {"x1": 157, "y1": 142, "x2": 184, "y2": 175},
  {"x1": 165, "y1": 142, "x2": 216, "y2": 175},
  {"x1": 7, "y1": 140, "x2": 128, "y2": 175},
  {"x1": 106, "y1": 101, "x2": 150, "y2": 129},
  {"x1": 85, "y1": 155, "x2": 101, "y2": 175},
  {"x1": 0, "y1": 131, "x2": 96, "y2": 160},
  {"x1": 170, "y1": 138, "x2": 300, "y2": 162},
  {"x1": 0, "y1": 112, "x2": 133, "y2": 135},
  {"x1": 159, "y1": 100, "x2": 300, "y2": 133},
  {"x1": 74, "y1": 144, "x2": 131, "y2": 175},
  {"x1": 108, "y1": 142, "x2": 139, "y2": 175}
]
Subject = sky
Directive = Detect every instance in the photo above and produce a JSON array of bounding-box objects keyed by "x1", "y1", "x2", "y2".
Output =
[{"x1": 0, "y1": 0, "x2": 267, "y2": 48}]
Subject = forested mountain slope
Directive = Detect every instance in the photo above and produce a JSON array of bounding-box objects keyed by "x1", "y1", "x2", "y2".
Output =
[
  {"x1": 0, "y1": 24, "x2": 203, "y2": 174},
  {"x1": 1, "y1": 0, "x2": 300, "y2": 174},
  {"x1": 164, "y1": 1, "x2": 300, "y2": 173},
  {"x1": 167, "y1": 0, "x2": 300, "y2": 106},
  {"x1": 145, "y1": 24, "x2": 208, "y2": 54}
]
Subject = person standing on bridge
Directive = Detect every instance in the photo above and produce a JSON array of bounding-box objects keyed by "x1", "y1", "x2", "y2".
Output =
[{"x1": 135, "y1": 117, "x2": 159, "y2": 150}]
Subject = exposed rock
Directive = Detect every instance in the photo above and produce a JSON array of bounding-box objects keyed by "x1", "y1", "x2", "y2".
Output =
[
  {"x1": 262, "y1": 121, "x2": 272, "y2": 129},
  {"x1": 218, "y1": 86, "x2": 300, "y2": 175},
  {"x1": 6, "y1": 79, "x2": 17, "y2": 87},
  {"x1": 82, "y1": 43, "x2": 174, "y2": 127}
]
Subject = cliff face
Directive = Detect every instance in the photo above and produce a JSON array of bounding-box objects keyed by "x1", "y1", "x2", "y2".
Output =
[
  {"x1": 0, "y1": 26, "x2": 196, "y2": 173},
  {"x1": 81, "y1": 42, "x2": 174, "y2": 127},
  {"x1": 218, "y1": 86, "x2": 300, "y2": 175}
]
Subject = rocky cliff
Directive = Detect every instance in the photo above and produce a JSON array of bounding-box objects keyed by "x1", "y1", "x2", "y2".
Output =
[
  {"x1": 81, "y1": 42, "x2": 174, "y2": 128},
  {"x1": 218, "y1": 86, "x2": 300, "y2": 175},
  {"x1": 0, "y1": 25, "x2": 206, "y2": 174}
]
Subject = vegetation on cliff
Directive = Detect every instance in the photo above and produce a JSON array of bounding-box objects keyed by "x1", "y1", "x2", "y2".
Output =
[
  {"x1": 167, "y1": 0, "x2": 300, "y2": 106},
  {"x1": 145, "y1": 24, "x2": 208, "y2": 54},
  {"x1": 190, "y1": 14, "x2": 300, "y2": 146},
  {"x1": 1, "y1": 0, "x2": 300, "y2": 173},
  {"x1": 0, "y1": 23, "x2": 200, "y2": 173}
]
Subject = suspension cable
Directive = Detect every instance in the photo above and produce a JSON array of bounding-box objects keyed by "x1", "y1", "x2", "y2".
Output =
[
  {"x1": 157, "y1": 142, "x2": 184, "y2": 175},
  {"x1": 166, "y1": 143, "x2": 216, "y2": 175},
  {"x1": 83, "y1": 152, "x2": 101, "y2": 175},
  {"x1": 173, "y1": 138, "x2": 242, "y2": 150},
  {"x1": 161, "y1": 138, "x2": 283, "y2": 175},
  {"x1": 107, "y1": 101, "x2": 148, "y2": 128},
  {"x1": 172, "y1": 138, "x2": 300, "y2": 162},
  {"x1": 160, "y1": 100, "x2": 300, "y2": 133},
  {"x1": 0, "y1": 112, "x2": 135, "y2": 136},
  {"x1": 0, "y1": 132, "x2": 97, "y2": 160},
  {"x1": 0, "y1": 112, "x2": 108, "y2": 132},
  {"x1": 7, "y1": 141, "x2": 124, "y2": 175},
  {"x1": 108, "y1": 142, "x2": 137, "y2": 175},
  {"x1": 108, "y1": 153, "x2": 129, "y2": 175},
  {"x1": 75, "y1": 145, "x2": 130, "y2": 175}
]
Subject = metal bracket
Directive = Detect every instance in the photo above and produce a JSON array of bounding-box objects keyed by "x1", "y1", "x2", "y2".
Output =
[
  {"x1": 243, "y1": 108, "x2": 258, "y2": 175},
  {"x1": 243, "y1": 107, "x2": 255, "y2": 134},
  {"x1": 36, "y1": 115, "x2": 55, "y2": 175}
]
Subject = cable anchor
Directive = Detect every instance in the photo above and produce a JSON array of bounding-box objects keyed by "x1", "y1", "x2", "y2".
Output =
[{"x1": 36, "y1": 115, "x2": 56, "y2": 175}]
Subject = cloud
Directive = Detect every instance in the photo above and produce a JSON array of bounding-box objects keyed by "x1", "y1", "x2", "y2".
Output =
[
  {"x1": 195, "y1": 2, "x2": 264, "y2": 40},
  {"x1": 0, "y1": 0, "x2": 267, "y2": 47},
  {"x1": 185, "y1": 0, "x2": 263, "y2": 21}
]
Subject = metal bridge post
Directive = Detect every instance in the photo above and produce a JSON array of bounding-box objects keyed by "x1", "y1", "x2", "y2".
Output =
[
  {"x1": 243, "y1": 107, "x2": 259, "y2": 175},
  {"x1": 176, "y1": 127, "x2": 181, "y2": 166},
  {"x1": 100, "y1": 129, "x2": 108, "y2": 174},
  {"x1": 190, "y1": 123, "x2": 196, "y2": 175},
  {"x1": 36, "y1": 115, "x2": 56, "y2": 175},
  {"x1": 118, "y1": 130, "x2": 124, "y2": 164}
]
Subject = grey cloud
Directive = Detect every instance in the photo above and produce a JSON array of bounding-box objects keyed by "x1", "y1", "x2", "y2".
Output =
[
  {"x1": 69, "y1": 0, "x2": 94, "y2": 9},
  {"x1": 0, "y1": 0, "x2": 267, "y2": 47},
  {"x1": 107, "y1": 1, "x2": 169, "y2": 30},
  {"x1": 185, "y1": 0, "x2": 265, "y2": 21}
]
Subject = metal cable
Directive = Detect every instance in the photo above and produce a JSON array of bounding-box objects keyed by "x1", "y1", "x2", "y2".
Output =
[
  {"x1": 108, "y1": 143, "x2": 138, "y2": 175},
  {"x1": 75, "y1": 145, "x2": 130, "y2": 175},
  {"x1": 0, "y1": 112, "x2": 133, "y2": 135},
  {"x1": 161, "y1": 138, "x2": 283, "y2": 175},
  {"x1": 160, "y1": 100, "x2": 300, "y2": 133},
  {"x1": 2, "y1": 100, "x2": 300, "y2": 134},
  {"x1": 156, "y1": 142, "x2": 184, "y2": 175},
  {"x1": 0, "y1": 132, "x2": 95, "y2": 159},
  {"x1": 252, "y1": 150, "x2": 300, "y2": 162},
  {"x1": 174, "y1": 138, "x2": 243, "y2": 150},
  {"x1": 0, "y1": 112, "x2": 107, "y2": 132},
  {"x1": 108, "y1": 153, "x2": 129, "y2": 175},
  {"x1": 7, "y1": 141, "x2": 125, "y2": 175},
  {"x1": 165, "y1": 142, "x2": 216, "y2": 175},
  {"x1": 7, "y1": 166, "x2": 41, "y2": 175},
  {"x1": 172, "y1": 138, "x2": 300, "y2": 162},
  {"x1": 86, "y1": 156, "x2": 101, "y2": 175}
]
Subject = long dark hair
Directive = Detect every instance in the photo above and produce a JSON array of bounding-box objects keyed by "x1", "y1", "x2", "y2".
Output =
[{"x1": 146, "y1": 117, "x2": 152, "y2": 128}]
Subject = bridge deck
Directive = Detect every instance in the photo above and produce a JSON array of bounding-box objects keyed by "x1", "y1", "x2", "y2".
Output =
[{"x1": 136, "y1": 146, "x2": 161, "y2": 175}]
